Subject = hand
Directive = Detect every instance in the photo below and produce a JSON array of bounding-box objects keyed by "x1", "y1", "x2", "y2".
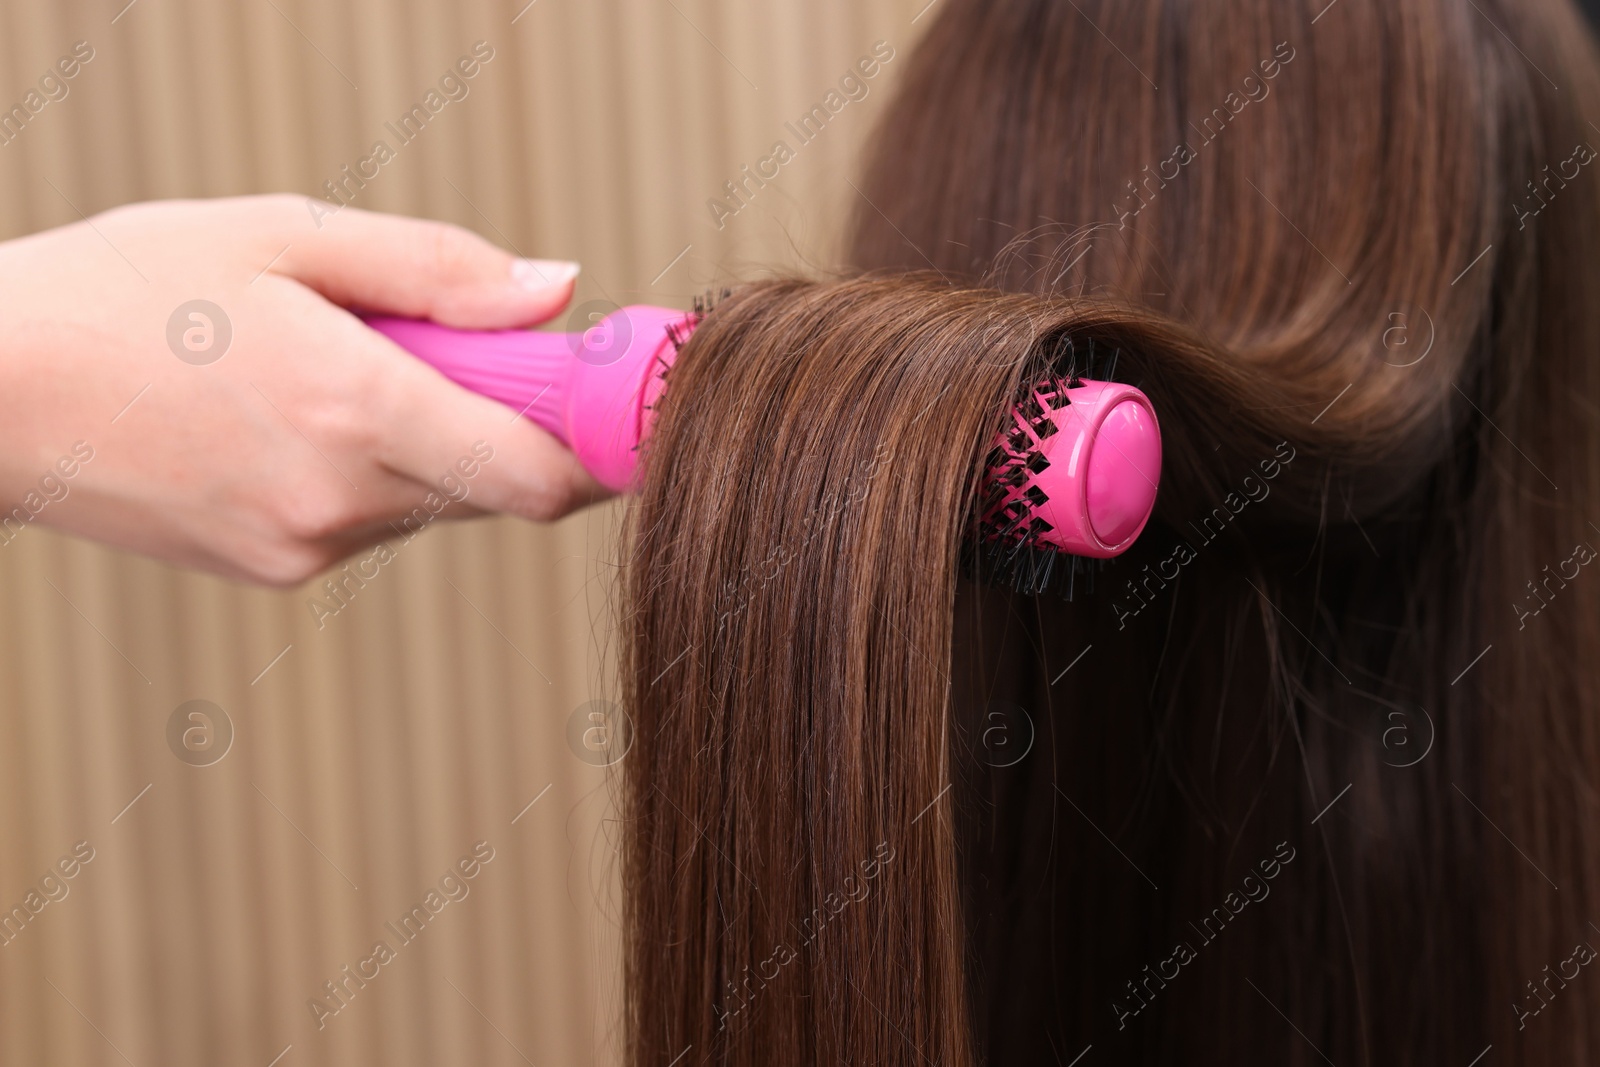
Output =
[{"x1": 0, "y1": 194, "x2": 597, "y2": 585}]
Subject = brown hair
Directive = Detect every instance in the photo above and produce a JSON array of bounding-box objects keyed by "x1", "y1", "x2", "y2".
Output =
[{"x1": 622, "y1": 0, "x2": 1600, "y2": 1063}]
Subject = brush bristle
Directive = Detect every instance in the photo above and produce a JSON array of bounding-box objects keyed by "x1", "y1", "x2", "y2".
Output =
[
  {"x1": 665, "y1": 288, "x2": 731, "y2": 353},
  {"x1": 968, "y1": 336, "x2": 1125, "y2": 599}
]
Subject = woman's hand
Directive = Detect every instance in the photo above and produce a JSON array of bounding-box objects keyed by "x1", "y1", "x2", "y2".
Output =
[{"x1": 0, "y1": 194, "x2": 597, "y2": 585}]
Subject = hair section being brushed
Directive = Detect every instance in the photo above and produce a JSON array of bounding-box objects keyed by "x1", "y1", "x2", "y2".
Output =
[{"x1": 617, "y1": 272, "x2": 1422, "y2": 1066}]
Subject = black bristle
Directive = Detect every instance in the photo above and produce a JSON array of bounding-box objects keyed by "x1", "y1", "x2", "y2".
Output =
[
  {"x1": 668, "y1": 288, "x2": 735, "y2": 353},
  {"x1": 967, "y1": 328, "x2": 1134, "y2": 599},
  {"x1": 995, "y1": 512, "x2": 1031, "y2": 541}
]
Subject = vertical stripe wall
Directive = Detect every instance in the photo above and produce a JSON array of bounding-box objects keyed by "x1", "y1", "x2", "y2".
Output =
[{"x1": 0, "y1": 1, "x2": 925, "y2": 1063}]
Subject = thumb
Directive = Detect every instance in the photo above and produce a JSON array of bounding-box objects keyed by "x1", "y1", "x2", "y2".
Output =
[{"x1": 274, "y1": 203, "x2": 579, "y2": 329}]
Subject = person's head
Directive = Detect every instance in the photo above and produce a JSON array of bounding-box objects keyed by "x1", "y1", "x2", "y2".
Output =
[{"x1": 622, "y1": 1, "x2": 1600, "y2": 1063}]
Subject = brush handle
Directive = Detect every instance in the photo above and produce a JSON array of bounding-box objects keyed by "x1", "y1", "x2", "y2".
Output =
[{"x1": 366, "y1": 306, "x2": 690, "y2": 492}]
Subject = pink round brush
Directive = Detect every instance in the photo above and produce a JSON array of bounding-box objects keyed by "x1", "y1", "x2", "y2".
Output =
[{"x1": 365, "y1": 306, "x2": 1161, "y2": 560}]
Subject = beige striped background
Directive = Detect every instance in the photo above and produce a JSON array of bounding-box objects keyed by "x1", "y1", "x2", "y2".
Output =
[{"x1": 0, "y1": 1, "x2": 923, "y2": 1063}]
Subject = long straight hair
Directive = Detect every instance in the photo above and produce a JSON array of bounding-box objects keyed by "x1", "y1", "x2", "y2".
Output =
[{"x1": 622, "y1": 1, "x2": 1600, "y2": 1063}]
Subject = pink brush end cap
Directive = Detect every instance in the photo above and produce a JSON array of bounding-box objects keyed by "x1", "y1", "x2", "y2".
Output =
[{"x1": 1033, "y1": 381, "x2": 1162, "y2": 558}]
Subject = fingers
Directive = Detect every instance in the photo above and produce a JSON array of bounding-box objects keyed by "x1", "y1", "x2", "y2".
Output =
[
  {"x1": 274, "y1": 202, "x2": 579, "y2": 329},
  {"x1": 261, "y1": 199, "x2": 600, "y2": 516},
  {"x1": 358, "y1": 323, "x2": 608, "y2": 522},
  {"x1": 385, "y1": 379, "x2": 607, "y2": 522}
]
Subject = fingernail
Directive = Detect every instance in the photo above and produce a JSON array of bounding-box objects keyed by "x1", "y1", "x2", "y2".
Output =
[{"x1": 512, "y1": 258, "x2": 581, "y2": 291}]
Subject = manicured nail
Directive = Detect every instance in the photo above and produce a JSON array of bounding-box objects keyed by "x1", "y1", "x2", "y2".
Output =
[{"x1": 512, "y1": 258, "x2": 581, "y2": 290}]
